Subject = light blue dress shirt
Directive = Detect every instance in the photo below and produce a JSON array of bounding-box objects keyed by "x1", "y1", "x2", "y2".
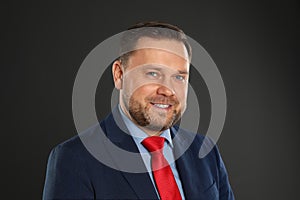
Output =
[{"x1": 118, "y1": 105, "x2": 185, "y2": 199}]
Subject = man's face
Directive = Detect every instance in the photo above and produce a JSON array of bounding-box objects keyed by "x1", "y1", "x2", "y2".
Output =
[{"x1": 115, "y1": 37, "x2": 190, "y2": 135}]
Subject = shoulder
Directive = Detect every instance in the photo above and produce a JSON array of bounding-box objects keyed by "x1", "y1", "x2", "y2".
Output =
[
  {"x1": 43, "y1": 128, "x2": 99, "y2": 199},
  {"x1": 49, "y1": 123, "x2": 102, "y2": 162},
  {"x1": 47, "y1": 135, "x2": 86, "y2": 172}
]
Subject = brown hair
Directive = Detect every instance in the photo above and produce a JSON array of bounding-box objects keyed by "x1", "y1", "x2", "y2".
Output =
[{"x1": 119, "y1": 21, "x2": 192, "y2": 66}]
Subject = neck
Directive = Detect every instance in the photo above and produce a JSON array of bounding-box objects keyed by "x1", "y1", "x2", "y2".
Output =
[{"x1": 139, "y1": 126, "x2": 163, "y2": 137}]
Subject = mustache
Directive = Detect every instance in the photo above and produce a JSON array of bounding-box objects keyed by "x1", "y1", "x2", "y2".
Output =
[{"x1": 146, "y1": 95, "x2": 179, "y2": 105}]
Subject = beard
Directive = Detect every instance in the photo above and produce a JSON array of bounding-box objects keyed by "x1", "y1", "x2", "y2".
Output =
[{"x1": 122, "y1": 93, "x2": 182, "y2": 132}]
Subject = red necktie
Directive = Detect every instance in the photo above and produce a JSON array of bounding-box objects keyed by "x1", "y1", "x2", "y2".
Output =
[{"x1": 142, "y1": 136, "x2": 182, "y2": 200}]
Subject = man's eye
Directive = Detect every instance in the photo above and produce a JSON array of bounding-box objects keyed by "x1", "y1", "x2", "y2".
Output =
[
  {"x1": 175, "y1": 75, "x2": 186, "y2": 81},
  {"x1": 146, "y1": 72, "x2": 158, "y2": 77}
]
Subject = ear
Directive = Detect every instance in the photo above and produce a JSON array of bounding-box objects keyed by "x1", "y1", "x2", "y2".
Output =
[{"x1": 112, "y1": 60, "x2": 123, "y2": 90}]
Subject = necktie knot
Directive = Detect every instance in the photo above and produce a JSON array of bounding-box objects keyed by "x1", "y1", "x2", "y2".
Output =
[{"x1": 142, "y1": 136, "x2": 165, "y2": 153}]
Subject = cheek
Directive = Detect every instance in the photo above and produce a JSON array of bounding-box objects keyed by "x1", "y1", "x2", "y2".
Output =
[
  {"x1": 129, "y1": 85, "x2": 155, "y2": 101},
  {"x1": 137, "y1": 84, "x2": 157, "y2": 95},
  {"x1": 123, "y1": 76, "x2": 154, "y2": 94},
  {"x1": 176, "y1": 89, "x2": 188, "y2": 110},
  {"x1": 175, "y1": 87, "x2": 188, "y2": 101}
]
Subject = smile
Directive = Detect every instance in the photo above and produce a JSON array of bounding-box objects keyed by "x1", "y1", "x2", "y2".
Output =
[{"x1": 151, "y1": 103, "x2": 171, "y2": 109}]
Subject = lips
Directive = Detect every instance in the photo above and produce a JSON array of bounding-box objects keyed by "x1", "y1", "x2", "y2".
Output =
[
  {"x1": 147, "y1": 96, "x2": 179, "y2": 110},
  {"x1": 152, "y1": 103, "x2": 171, "y2": 109},
  {"x1": 149, "y1": 101, "x2": 175, "y2": 110}
]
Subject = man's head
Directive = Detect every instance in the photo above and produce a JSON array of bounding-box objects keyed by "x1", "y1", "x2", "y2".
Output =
[{"x1": 112, "y1": 21, "x2": 191, "y2": 135}]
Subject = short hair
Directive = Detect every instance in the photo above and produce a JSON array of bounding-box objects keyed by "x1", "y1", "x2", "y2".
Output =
[{"x1": 119, "y1": 21, "x2": 192, "y2": 66}]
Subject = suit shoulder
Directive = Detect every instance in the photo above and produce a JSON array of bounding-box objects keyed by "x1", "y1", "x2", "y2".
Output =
[{"x1": 51, "y1": 123, "x2": 101, "y2": 155}]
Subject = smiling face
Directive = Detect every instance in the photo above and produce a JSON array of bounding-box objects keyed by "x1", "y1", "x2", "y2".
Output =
[{"x1": 113, "y1": 37, "x2": 190, "y2": 135}]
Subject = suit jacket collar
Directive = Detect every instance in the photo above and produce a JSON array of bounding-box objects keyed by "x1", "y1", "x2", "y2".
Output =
[
  {"x1": 101, "y1": 107, "x2": 159, "y2": 199},
  {"x1": 170, "y1": 126, "x2": 198, "y2": 199},
  {"x1": 171, "y1": 127, "x2": 218, "y2": 199}
]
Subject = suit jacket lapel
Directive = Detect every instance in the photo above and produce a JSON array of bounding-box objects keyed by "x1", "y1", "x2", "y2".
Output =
[
  {"x1": 102, "y1": 108, "x2": 158, "y2": 199},
  {"x1": 171, "y1": 127, "x2": 213, "y2": 199},
  {"x1": 171, "y1": 127, "x2": 198, "y2": 199}
]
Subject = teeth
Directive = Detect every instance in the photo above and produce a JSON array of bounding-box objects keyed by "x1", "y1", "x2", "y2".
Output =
[{"x1": 154, "y1": 104, "x2": 169, "y2": 108}]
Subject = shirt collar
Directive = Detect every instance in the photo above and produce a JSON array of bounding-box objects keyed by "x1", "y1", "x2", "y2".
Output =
[{"x1": 118, "y1": 104, "x2": 173, "y2": 148}]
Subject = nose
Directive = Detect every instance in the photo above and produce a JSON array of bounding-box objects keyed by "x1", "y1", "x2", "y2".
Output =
[{"x1": 157, "y1": 85, "x2": 175, "y2": 97}]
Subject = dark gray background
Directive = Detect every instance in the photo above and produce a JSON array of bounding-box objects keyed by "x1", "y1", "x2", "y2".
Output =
[{"x1": 2, "y1": 1, "x2": 299, "y2": 199}]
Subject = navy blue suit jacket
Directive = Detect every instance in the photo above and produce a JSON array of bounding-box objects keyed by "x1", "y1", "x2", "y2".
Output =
[{"x1": 43, "y1": 108, "x2": 234, "y2": 199}]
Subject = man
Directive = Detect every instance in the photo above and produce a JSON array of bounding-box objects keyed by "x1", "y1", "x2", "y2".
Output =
[{"x1": 43, "y1": 22, "x2": 235, "y2": 200}]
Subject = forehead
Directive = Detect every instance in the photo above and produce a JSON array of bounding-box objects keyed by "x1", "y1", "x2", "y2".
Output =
[{"x1": 126, "y1": 37, "x2": 190, "y2": 72}]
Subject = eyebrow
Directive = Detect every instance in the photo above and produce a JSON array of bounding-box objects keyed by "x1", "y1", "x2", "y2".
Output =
[
  {"x1": 177, "y1": 70, "x2": 189, "y2": 74},
  {"x1": 145, "y1": 66, "x2": 163, "y2": 71},
  {"x1": 142, "y1": 65, "x2": 189, "y2": 74}
]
